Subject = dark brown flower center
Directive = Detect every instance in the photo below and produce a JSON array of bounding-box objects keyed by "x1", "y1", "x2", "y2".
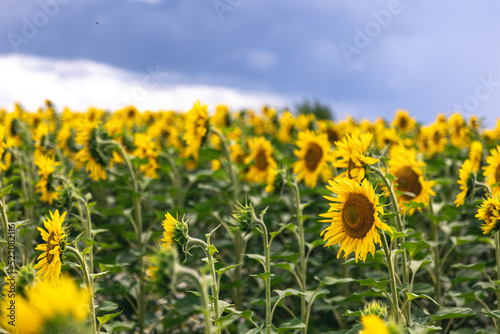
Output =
[
  {"x1": 495, "y1": 165, "x2": 500, "y2": 183},
  {"x1": 433, "y1": 131, "x2": 441, "y2": 144},
  {"x1": 255, "y1": 149, "x2": 268, "y2": 171},
  {"x1": 327, "y1": 128, "x2": 339, "y2": 144},
  {"x1": 47, "y1": 231, "x2": 56, "y2": 264},
  {"x1": 305, "y1": 143, "x2": 323, "y2": 172},
  {"x1": 395, "y1": 166, "x2": 422, "y2": 200},
  {"x1": 399, "y1": 116, "x2": 408, "y2": 129},
  {"x1": 341, "y1": 193, "x2": 375, "y2": 239}
]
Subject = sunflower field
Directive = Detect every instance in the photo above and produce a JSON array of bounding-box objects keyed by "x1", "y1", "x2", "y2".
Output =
[{"x1": 1, "y1": 100, "x2": 500, "y2": 334}]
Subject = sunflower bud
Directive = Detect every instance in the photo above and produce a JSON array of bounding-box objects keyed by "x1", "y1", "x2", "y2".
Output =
[
  {"x1": 362, "y1": 300, "x2": 388, "y2": 319},
  {"x1": 230, "y1": 201, "x2": 255, "y2": 232}
]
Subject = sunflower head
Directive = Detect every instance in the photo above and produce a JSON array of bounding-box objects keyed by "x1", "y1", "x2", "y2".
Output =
[
  {"x1": 334, "y1": 133, "x2": 379, "y2": 183},
  {"x1": 293, "y1": 130, "x2": 331, "y2": 188},
  {"x1": 161, "y1": 213, "x2": 189, "y2": 264},
  {"x1": 148, "y1": 246, "x2": 178, "y2": 295},
  {"x1": 388, "y1": 146, "x2": 435, "y2": 213},
  {"x1": 455, "y1": 159, "x2": 474, "y2": 207},
  {"x1": 392, "y1": 110, "x2": 416, "y2": 133},
  {"x1": 320, "y1": 178, "x2": 390, "y2": 262},
  {"x1": 182, "y1": 100, "x2": 209, "y2": 161},
  {"x1": 469, "y1": 140, "x2": 483, "y2": 172},
  {"x1": 483, "y1": 146, "x2": 500, "y2": 196},
  {"x1": 34, "y1": 210, "x2": 68, "y2": 286},
  {"x1": 476, "y1": 196, "x2": 500, "y2": 234}
]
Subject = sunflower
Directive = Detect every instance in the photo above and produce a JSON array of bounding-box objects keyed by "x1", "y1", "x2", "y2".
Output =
[
  {"x1": 483, "y1": 146, "x2": 500, "y2": 195},
  {"x1": 1, "y1": 276, "x2": 89, "y2": 334},
  {"x1": 293, "y1": 130, "x2": 332, "y2": 188},
  {"x1": 428, "y1": 123, "x2": 447, "y2": 155},
  {"x1": 333, "y1": 133, "x2": 379, "y2": 182},
  {"x1": 392, "y1": 109, "x2": 416, "y2": 133},
  {"x1": 244, "y1": 137, "x2": 277, "y2": 185},
  {"x1": 319, "y1": 178, "x2": 390, "y2": 262},
  {"x1": 469, "y1": 115, "x2": 480, "y2": 130},
  {"x1": 448, "y1": 112, "x2": 470, "y2": 148},
  {"x1": 376, "y1": 126, "x2": 401, "y2": 150},
  {"x1": 388, "y1": 146, "x2": 435, "y2": 213},
  {"x1": 276, "y1": 111, "x2": 296, "y2": 143},
  {"x1": 161, "y1": 213, "x2": 177, "y2": 248},
  {"x1": 318, "y1": 120, "x2": 343, "y2": 146},
  {"x1": 133, "y1": 132, "x2": 160, "y2": 178},
  {"x1": 476, "y1": 196, "x2": 500, "y2": 234},
  {"x1": 34, "y1": 210, "x2": 67, "y2": 286},
  {"x1": 360, "y1": 314, "x2": 389, "y2": 334},
  {"x1": 469, "y1": 140, "x2": 483, "y2": 172},
  {"x1": 182, "y1": 100, "x2": 209, "y2": 161},
  {"x1": 74, "y1": 119, "x2": 114, "y2": 181},
  {"x1": 161, "y1": 213, "x2": 189, "y2": 263},
  {"x1": 455, "y1": 159, "x2": 473, "y2": 207}
]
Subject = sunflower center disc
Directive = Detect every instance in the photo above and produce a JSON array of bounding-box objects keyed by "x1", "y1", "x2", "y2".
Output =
[
  {"x1": 433, "y1": 131, "x2": 441, "y2": 144},
  {"x1": 47, "y1": 231, "x2": 56, "y2": 264},
  {"x1": 341, "y1": 193, "x2": 375, "y2": 239},
  {"x1": 327, "y1": 128, "x2": 339, "y2": 144},
  {"x1": 495, "y1": 165, "x2": 500, "y2": 183},
  {"x1": 255, "y1": 149, "x2": 268, "y2": 171},
  {"x1": 305, "y1": 143, "x2": 323, "y2": 171},
  {"x1": 395, "y1": 166, "x2": 422, "y2": 200}
]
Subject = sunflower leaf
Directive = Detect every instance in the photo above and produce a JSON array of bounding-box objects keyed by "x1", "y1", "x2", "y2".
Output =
[
  {"x1": 356, "y1": 278, "x2": 389, "y2": 292},
  {"x1": 270, "y1": 318, "x2": 306, "y2": 332},
  {"x1": 97, "y1": 309, "x2": 123, "y2": 327},
  {"x1": 0, "y1": 184, "x2": 13, "y2": 198},
  {"x1": 245, "y1": 323, "x2": 264, "y2": 334},
  {"x1": 401, "y1": 240, "x2": 430, "y2": 258},
  {"x1": 430, "y1": 307, "x2": 475, "y2": 321}
]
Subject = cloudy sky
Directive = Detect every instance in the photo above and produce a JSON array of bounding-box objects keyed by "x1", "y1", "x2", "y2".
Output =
[{"x1": 1, "y1": 0, "x2": 500, "y2": 126}]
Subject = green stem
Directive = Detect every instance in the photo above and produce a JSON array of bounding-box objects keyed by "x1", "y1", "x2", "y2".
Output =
[
  {"x1": 67, "y1": 246, "x2": 96, "y2": 334},
  {"x1": 176, "y1": 266, "x2": 214, "y2": 334},
  {"x1": 210, "y1": 127, "x2": 239, "y2": 204},
  {"x1": 292, "y1": 181, "x2": 307, "y2": 332},
  {"x1": 496, "y1": 232, "x2": 500, "y2": 334},
  {"x1": 187, "y1": 236, "x2": 220, "y2": 332},
  {"x1": 254, "y1": 214, "x2": 272, "y2": 334},
  {"x1": 76, "y1": 195, "x2": 94, "y2": 274},
  {"x1": 373, "y1": 167, "x2": 409, "y2": 312},
  {"x1": 117, "y1": 144, "x2": 146, "y2": 334},
  {"x1": 209, "y1": 127, "x2": 243, "y2": 310},
  {"x1": 380, "y1": 232, "x2": 400, "y2": 324}
]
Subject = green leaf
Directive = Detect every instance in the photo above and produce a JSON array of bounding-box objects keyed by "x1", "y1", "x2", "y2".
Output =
[
  {"x1": 387, "y1": 226, "x2": 406, "y2": 242},
  {"x1": 452, "y1": 262, "x2": 486, "y2": 272},
  {"x1": 356, "y1": 278, "x2": 389, "y2": 292},
  {"x1": 406, "y1": 293, "x2": 440, "y2": 307},
  {"x1": 430, "y1": 307, "x2": 475, "y2": 321},
  {"x1": 97, "y1": 310, "x2": 123, "y2": 326},
  {"x1": 273, "y1": 262, "x2": 295, "y2": 274},
  {"x1": 97, "y1": 301, "x2": 118, "y2": 313},
  {"x1": 246, "y1": 254, "x2": 265, "y2": 267},
  {"x1": 270, "y1": 223, "x2": 293, "y2": 243},
  {"x1": 408, "y1": 323, "x2": 441, "y2": 334},
  {"x1": 344, "y1": 309, "x2": 363, "y2": 317},
  {"x1": 208, "y1": 244, "x2": 218, "y2": 257},
  {"x1": 401, "y1": 240, "x2": 430, "y2": 258},
  {"x1": 271, "y1": 318, "x2": 306, "y2": 332},
  {"x1": 251, "y1": 272, "x2": 273, "y2": 280},
  {"x1": 410, "y1": 256, "x2": 432, "y2": 275},
  {"x1": 216, "y1": 263, "x2": 243, "y2": 276},
  {"x1": 481, "y1": 308, "x2": 500, "y2": 320},
  {"x1": 315, "y1": 276, "x2": 354, "y2": 286},
  {"x1": 0, "y1": 184, "x2": 13, "y2": 198},
  {"x1": 274, "y1": 288, "x2": 304, "y2": 299},
  {"x1": 103, "y1": 321, "x2": 135, "y2": 332},
  {"x1": 404, "y1": 201, "x2": 426, "y2": 212},
  {"x1": 245, "y1": 324, "x2": 264, "y2": 334}
]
